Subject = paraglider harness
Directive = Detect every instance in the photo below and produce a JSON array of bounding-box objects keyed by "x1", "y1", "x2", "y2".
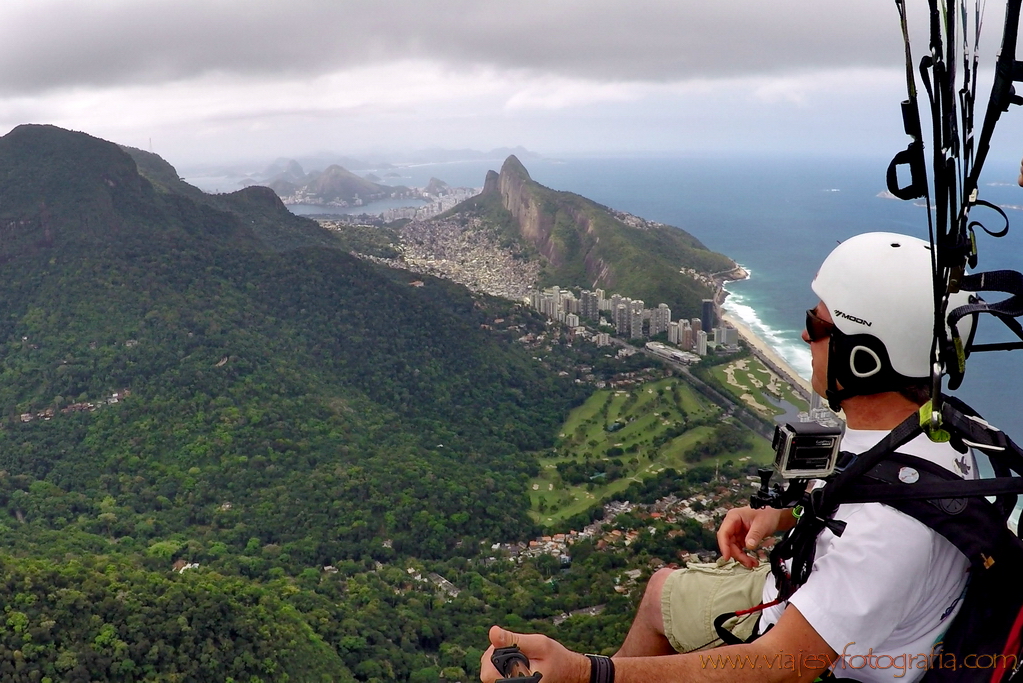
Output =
[
  {"x1": 739, "y1": 397, "x2": 1023, "y2": 682},
  {"x1": 717, "y1": 1, "x2": 1023, "y2": 680}
]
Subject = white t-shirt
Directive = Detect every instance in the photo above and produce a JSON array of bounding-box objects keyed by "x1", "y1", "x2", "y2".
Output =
[{"x1": 759, "y1": 429, "x2": 976, "y2": 682}]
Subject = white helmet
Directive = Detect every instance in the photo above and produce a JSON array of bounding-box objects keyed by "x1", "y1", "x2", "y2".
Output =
[{"x1": 811, "y1": 232, "x2": 975, "y2": 406}]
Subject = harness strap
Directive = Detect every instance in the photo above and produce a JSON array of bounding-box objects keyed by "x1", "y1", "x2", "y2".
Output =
[
  {"x1": 843, "y1": 452, "x2": 1014, "y2": 566},
  {"x1": 888, "y1": 0, "x2": 929, "y2": 202},
  {"x1": 770, "y1": 411, "x2": 923, "y2": 600},
  {"x1": 947, "y1": 271, "x2": 1023, "y2": 357}
]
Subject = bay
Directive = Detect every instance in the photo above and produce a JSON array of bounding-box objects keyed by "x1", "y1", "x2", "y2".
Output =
[{"x1": 288, "y1": 198, "x2": 428, "y2": 216}]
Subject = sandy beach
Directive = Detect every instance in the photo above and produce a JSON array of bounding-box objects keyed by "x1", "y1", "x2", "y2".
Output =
[{"x1": 720, "y1": 310, "x2": 814, "y2": 399}]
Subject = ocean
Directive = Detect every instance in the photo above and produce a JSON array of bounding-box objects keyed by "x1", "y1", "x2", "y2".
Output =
[{"x1": 331, "y1": 153, "x2": 1023, "y2": 441}]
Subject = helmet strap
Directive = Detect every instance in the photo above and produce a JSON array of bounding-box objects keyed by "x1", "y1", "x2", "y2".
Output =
[{"x1": 825, "y1": 333, "x2": 852, "y2": 411}]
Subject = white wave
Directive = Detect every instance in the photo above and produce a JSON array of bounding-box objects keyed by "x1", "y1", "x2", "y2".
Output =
[{"x1": 722, "y1": 285, "x2": 812, "y2": 381}]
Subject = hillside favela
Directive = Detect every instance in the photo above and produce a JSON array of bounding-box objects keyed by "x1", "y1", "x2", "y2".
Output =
[{"x1": 0, "y1": 124, "x2": 827, "y2": 682}]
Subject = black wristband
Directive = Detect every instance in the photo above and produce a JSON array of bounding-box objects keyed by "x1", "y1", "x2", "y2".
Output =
[{"x1": 585, "y1": 654, "x2": 614, "y2": 683}]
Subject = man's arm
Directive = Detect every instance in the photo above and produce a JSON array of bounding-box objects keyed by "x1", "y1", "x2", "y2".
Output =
[{"x1": 480, "y1": 604, "x2": 837, "y2": 683}]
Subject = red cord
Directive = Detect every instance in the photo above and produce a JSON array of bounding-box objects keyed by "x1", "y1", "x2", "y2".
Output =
[
  {"x1": 991, "y1": 604, "x2": 1023, "y2": 683},
  {"x1": 733, "y1": 598, "x2": 783, "y2": 617}
]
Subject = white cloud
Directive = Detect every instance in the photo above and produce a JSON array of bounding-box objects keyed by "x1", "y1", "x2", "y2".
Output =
[
  {"x1": 0, "y1": 0, "x2": 1005, "y2": 164},
  {"x1": 504, "y1": 79, "x2": 645, "y2": 110}
]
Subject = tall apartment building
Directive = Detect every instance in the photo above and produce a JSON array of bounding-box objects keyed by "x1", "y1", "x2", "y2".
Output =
[
  {"x1": 691, "y1": 318, "x2": 702, "y2": 335},
  {"x1": 540, "y1": 293, "x2": 559, "y2": 318},
  {"x1": 720, "y1": 325, "x2": 739, "y2": 347},
  {"x1": 701, "y1": 299, "x2": 716, "y2": 333},
  {"x1": 629, "y1": 303, "x2": 645, "y2": 340},
  {"x1": 668, "y1": 321, "x2": 680, "y2": 345},
  {"x1": 580, "y1": 290, "x2": 600, "y2": 320},
  {"x1": 682, "y1": 320, "x2": 694, "y2": 350},
  {"x1": 614, "y1": 302, "x2": 631, "y2": 335},
  {"x1": 650, "y1": 303, "x2": 672, "y2": 336},
  {"x1": 565, "y1": 313, "x2": 580, "y2": 328},
  {"x1": 696, "y1": 329, "x2": 708, "y2": 356}
]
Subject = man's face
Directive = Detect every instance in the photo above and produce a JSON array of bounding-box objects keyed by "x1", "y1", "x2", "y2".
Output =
[{"x1": 803, "y1": 301, "x2": 833, "y2": 397}]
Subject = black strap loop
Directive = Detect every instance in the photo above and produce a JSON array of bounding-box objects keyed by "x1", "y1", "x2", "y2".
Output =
[
  {"x1": 886, "y1": 143, "x2": 929, "y2": 200},
  {"x1": 967, "y1": 199, "x2": 1010, "y2": 237}
]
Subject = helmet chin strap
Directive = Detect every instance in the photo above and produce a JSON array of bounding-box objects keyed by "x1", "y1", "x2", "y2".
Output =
[{"x1": 825, "y1": 333, "x2": 855, "y2": 412}]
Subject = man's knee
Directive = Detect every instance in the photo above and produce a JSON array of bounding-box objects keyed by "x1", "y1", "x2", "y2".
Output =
[{"x1": 642, "y1": 566, "x2": 677, "y2": 605}]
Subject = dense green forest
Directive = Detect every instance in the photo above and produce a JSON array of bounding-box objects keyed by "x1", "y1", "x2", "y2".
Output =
[{"x1": 0, "y1": 125, "x2": 760, "y2": 682}]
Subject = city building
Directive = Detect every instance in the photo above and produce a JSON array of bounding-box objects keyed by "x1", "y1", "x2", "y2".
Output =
[
  {"x1": 701, "y1": 299, "x2": 716, "y2": 334},
  {"x1": 614, "y1": 302, "x2": 630, "y2": 335},
  {"x1": 562, "y1": 292, "x2": 579, "y2": 314},
  {"x1": 720, "y1": 325, "x2": 739, "y2": 348},
  {"x1": 650, "y1": 303, "x2": 672, "y2": 337},
  {"x1": 696, "y1": 329, "x2": 708, "y2": 356},
  {"x1": 629, "y1": 300, "x2": 645, "y2": 339},
  {"x1": 580, "y1": 290, "x2": 600, "y2": 320}
]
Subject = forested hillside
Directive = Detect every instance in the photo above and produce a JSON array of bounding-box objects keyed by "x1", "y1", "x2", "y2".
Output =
[
  {"x1": 0, "y1": 125, "x2": 591, "y2": 681},
  {"x1": 440, "y1": 156, "x2": 738, "y2": 318}
]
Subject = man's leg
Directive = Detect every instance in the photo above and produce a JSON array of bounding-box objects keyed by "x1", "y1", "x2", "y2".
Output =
[
  {"x1": 613, "y1": 561, "x2": 770, "y2": 659},
  {"x1": 614, "y1": 567, "x2": 678, "y2": 657}
]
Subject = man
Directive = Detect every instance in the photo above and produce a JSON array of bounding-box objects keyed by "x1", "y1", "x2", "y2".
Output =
[{"x1": 480, "y1": 233, "x2": 975, "y2": 683}]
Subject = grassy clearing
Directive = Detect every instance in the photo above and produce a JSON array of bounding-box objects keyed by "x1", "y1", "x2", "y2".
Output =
[
  {"x1": 710, "y1": 356, "x2": 809, "y2": 417},
  {"x1": 531, "y1": 377, "x2": 773, "y2": 525}
]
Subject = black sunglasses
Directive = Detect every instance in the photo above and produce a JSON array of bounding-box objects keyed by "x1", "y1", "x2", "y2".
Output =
[{"x1": 805, "y1": 307, "x2": 835, "y2": 342}]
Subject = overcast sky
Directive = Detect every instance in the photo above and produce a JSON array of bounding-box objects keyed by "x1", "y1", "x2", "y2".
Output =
[{"x1": 2, "y1": 0, "x2": 1021, "y2": 169}]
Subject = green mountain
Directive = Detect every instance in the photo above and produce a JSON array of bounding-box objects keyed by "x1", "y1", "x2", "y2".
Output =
[
  {"x1": 0, "y1": 125, "x2": 587, "y2": 681},
  {"x1": 445, "y1": 156, "x2": 738, "y2": 317},
  {"x1": 264, "y1": 163, "x2": 412, "y2": 206}
]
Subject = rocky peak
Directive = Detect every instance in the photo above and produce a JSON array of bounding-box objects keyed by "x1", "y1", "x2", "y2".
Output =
[
  {"x1": 492, "y1": 156, "x2": 555, "y2": 262},
  {"x1": 500, "y1": 155, "x2": 531, "y2": 181}
]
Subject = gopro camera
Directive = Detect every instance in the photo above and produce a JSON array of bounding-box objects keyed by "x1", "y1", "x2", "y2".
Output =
[{"x1": 772, "y1": 421, "x2": 843, "y2": 479}]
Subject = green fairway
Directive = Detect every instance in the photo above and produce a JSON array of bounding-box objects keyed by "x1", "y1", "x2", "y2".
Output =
[
  {"x1": 532, "y1": 377, "x2": 773, "y2": 525},
  {"x1": 710, "y1": 356, "x2": 808, "y2": 417}
]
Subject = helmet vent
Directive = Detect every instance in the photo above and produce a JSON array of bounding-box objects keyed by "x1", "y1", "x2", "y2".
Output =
[{"x1": 891, "y1": 242, "x2": 901, "y2": 248}]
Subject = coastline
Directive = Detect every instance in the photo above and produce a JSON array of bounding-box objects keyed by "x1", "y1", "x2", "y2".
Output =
[{"x1": 713, "y1": 262, "x2": 813, "y2": 400}]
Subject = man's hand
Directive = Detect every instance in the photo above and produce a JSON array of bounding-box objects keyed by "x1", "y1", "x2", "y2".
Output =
[
  {"x1": 1018, "y1": 157, "x2": 1023, "y2": 187},
  {"x1": 480, "y1": 626, "x2": 589, "y2": 683},
  {"x1": 717, "y1": 506, "x2": 795, "y2": 568}
]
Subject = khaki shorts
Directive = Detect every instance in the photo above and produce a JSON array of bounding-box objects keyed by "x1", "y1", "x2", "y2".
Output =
[{"x1": 660, "y1": 559, "x2": 772, "y2": 653}]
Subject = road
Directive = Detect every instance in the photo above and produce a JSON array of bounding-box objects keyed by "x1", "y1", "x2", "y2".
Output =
[{"x1": 609, "y1": 337, "x2": 776, "y2": 441}]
